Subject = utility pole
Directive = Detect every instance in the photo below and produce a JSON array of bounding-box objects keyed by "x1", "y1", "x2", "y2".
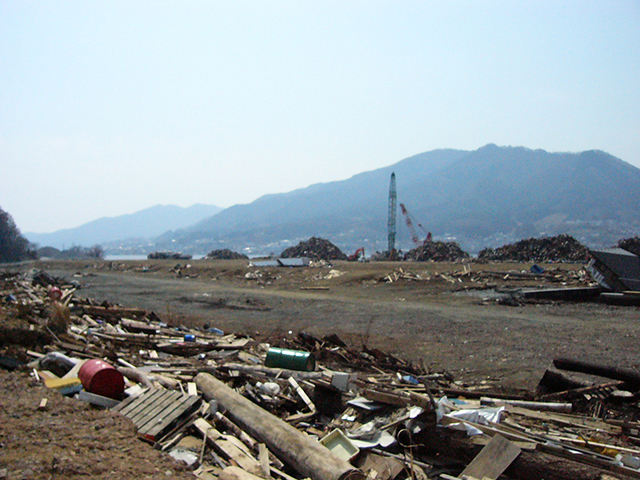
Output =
[{"x1": 387, "y1": 172, "x2": 397, "y2": 253}]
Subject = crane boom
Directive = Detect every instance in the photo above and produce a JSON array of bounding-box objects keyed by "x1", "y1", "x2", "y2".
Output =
[{"x1": 399, "y1": 203, "x2": 420, "y2": 247}]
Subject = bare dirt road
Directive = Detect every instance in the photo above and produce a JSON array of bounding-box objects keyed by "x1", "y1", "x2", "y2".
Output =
[{"x1": 41, "y1": 258, "x2": 640, "y2": 391}]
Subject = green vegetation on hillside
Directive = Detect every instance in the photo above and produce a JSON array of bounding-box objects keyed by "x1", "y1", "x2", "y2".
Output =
[{"x1": 0, "y1": 207, "x2": 36, "y2": 263}]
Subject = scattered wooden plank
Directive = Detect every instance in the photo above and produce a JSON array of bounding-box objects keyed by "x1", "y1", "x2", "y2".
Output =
[
  {"x1": 507, "y1": 407, "x2": 622, "y2": 435},
  {"x1": 480, "y1": 397, "x2": 572, "y2": 413},
  {"x1": 38, "y1": 398, "x2": 48, "y2": 410},
  {"x1": 537, "y1": 443, "x2": 640, "y2": 479},
  {"x1": 187, "y1": 382, "x2": 198, "y2": 396},
  {"x1": 288, "y1": 376, "x2": 315, "y2": 412},
  {"x1": 83, "y1": 305, "x2": 146, "y2": 318},
  {"x1": 461, "y1": 434, "x2": 521, "y2": 480},
  {"x1": 193, "y1": 418, "x2": 262, "y2": 475},
  {"x1": 219, "y1": 466, "x2": 265, "y2": 480},
  {"x1": 259, "y1": 443, "x2": 272, "y2": 479},
  {"x1": 362, "y1": 388, "x2": 409, "y2": 406},
  {"x1": 358, "y1": 452, "x2": 404, "y2": 480}
]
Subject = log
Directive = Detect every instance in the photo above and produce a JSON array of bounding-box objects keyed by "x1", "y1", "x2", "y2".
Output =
[
  {"x1": 195, "y1": 372, "x2": 363, "y2": 480},
  {"x1": 536, "y1": 368, "x2": 592, "y2": 396},
  {"x1": 554, "y1": 358, "x2": 640, "y2": 387}
]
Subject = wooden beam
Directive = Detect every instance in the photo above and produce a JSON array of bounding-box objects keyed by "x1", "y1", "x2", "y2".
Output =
[{"x1": 196, "y1": 372, "x2": 364, "y2": 480}]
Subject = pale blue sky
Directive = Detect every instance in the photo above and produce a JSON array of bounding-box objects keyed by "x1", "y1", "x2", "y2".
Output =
[{"x1": 1, "y1": 1, "x2": 639, "y2": 233}]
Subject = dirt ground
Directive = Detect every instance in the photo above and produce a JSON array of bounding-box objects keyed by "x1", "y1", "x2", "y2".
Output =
[
  {"x1": 43, "y1": 258, "x2": 640, "y2": 389},
  {"x1": 0, "y1": 368, "x2": 194, "y2": 480},
  {"x1": 2, "y1": 257, "x2": 640, "y2": 479}
]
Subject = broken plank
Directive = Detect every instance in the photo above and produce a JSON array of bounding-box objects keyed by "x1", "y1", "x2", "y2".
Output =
[
  {"x1": 219, "y1": 466, "x2": 266, "y2": 480},
  {"x1": 187, "y1": 382, "x2": 198, "y2": 396},
  {"x1": 461, "y1": 434, "x2": 521, "y2": 480},
  {"x1": 358, "y1": 452, "x2": 404, "y2": 480},
  {"x1": 288, "y1": 376, "x2": 315, "y2": 412},
  {"x1": 259, "y1": 443, "x2": 272, "y2": 479},
  {"x1": 362, "y1": 388, "x2": 409, "y2": 406},
  {"x1": 193, "y1": 418, "x2": 262, "y2": 475}
]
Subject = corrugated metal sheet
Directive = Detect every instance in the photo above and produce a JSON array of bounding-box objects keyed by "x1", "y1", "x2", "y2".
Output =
[
  {"x1": 251, "y1": 260, "x2": 280, "y2": 268},
  {"x1": 250, "y1": 257, "x2": 310, "y2": 268},
  {"x1": 278, "y1": 257, "x2": 310, "y2": 267}
]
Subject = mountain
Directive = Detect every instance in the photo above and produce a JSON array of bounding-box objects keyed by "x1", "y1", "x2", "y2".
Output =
[
  {"x1": 156, "y1": 145, "x2": 640, "y2": 255},
  {"x1": 26, "y1": 204, "x2": 223, "y2": 250}
]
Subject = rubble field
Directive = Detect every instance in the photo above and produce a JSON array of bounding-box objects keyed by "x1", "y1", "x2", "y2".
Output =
[{"x1": 2, "y1": 258, "x2": 640, "y2": 480}]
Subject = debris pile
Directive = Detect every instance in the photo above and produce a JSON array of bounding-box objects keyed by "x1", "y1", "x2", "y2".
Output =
[
  {"x1": 206, "y1": 249, "x2": 249, "y2": 260},
  {"x1": 370, "y1": 249, "x2": 403, "y2": 261},
  {"x1": 280, "y1": 237, "x2": 347, "y2": 261},
  {"x1": 148, "y1": 251, "x2": 193, "y2": 260},
  {"x1": 618, "y1": 237, "x2": 640, "y2": 257},
  {"x1": 477, "y1": 235, "x2": 589, "y2": 263},
  {"x1": 404, "y1": 241, "x2": 470, "y2": 262},
  {"x1": 4, "y1": 270, "x2": 640, "y2": 479}
]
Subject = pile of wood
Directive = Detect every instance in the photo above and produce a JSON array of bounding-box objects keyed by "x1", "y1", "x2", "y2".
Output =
[
  {"x1": 477, "y1": 235, "x2": 589, "y2": 263},
  {"x1": 5, "y1": 271, "x2": 640, "y2": 480},
  {"x1": 280, "y1": 237, "x2": 347, "y2": 261},
  {"x1": 206, "y1": 249, "x2": 249, "y2": 260},
  {"x1": 404, "y1": 241, "x2": 470, "y2": 262}
]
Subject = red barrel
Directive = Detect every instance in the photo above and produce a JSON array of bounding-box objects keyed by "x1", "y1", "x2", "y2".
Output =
[{"x1": 78, "y1": 359, "x2": 125, "y2": 400}]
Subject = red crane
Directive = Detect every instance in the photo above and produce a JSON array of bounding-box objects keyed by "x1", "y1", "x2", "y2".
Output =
[
  {"x1": 347, "y1": 247, "x2": 365, "y2": 261},
  {"x1": 399, "y1": 203, "x2": 432, "y2": 247}
]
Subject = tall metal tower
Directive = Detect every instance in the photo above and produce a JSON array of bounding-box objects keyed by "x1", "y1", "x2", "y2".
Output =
[{"x1": 387, "y1": 172, "x2": 397, "y2": 253}]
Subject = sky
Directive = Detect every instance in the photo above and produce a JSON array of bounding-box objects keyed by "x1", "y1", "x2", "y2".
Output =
[{"x1": 1, "y1": 1, "x2": 639, "y2": 233}]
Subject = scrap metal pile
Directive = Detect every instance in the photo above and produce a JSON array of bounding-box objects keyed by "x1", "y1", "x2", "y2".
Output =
[
  {"x1": 477, "y1": 235, "x2": 589, "y2": 263},
  {"x1": 280, "y1": 237, "x2": 348, "y2": 261},
  {"x1": 404, "y1": 241, "x2": 470, "y2": 262},
  {"x1": 4, "y1": 271, "x2": 640, "y2": 479}
]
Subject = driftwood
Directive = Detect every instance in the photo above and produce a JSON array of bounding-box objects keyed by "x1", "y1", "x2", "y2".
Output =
[
  {"x1": 554, "y1": 358, "x2": 640, "y2": 388},
  {"x1": 537, "y1": 368, "x2": 592, "y2": 395},
  {"x1": 195, "y1": 372, "x2": 364, "y2": 480}
]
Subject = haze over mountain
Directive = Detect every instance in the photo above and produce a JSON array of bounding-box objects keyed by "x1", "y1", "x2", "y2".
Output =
[
  {"x1": 156, "y1": 145, "x2": 640, "y2": 255},
  {"x1": 26, "y1": 204, "x2": 222, "y2": 250}
]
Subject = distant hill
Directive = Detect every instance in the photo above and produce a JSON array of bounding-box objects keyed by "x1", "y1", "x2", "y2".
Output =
[
  {"x1": 156, "y1": 145, "x2": 640, "y2": 255},
  {"x1": 26, "y1": 204, "x2": 223, "y2": 250}
]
